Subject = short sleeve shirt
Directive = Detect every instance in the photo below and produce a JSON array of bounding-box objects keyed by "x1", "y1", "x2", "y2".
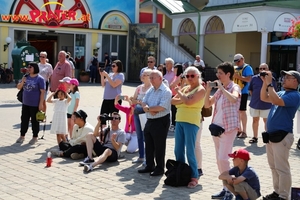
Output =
[{"x1": 103, "y1": 73, "x2": 124, "y2": 99}]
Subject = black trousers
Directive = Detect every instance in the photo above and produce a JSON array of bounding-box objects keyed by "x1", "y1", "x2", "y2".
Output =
[
  {"x1": 20, "y1": 104, "x2": 39, "y2": 137},
  {"x1": 144, "y1": 114, "x2": 170, "y2": 171},
  {"x1": 171, "y1": 104, "x2": 177, "y2": 126},
  {"x1": 59, "y1": 141, "x2": 87, "y2": 158}
]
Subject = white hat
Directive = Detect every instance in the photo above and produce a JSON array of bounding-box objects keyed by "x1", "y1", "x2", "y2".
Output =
[
  {"x1": 233, "y1": 54, "x2": 244, "y2": 62},
  {"x1": 59, "y1": 77, "x2": 71, "y2": 83}
]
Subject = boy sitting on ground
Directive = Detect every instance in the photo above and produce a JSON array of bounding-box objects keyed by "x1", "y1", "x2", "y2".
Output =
[{"x1": 218, "y1": 149, "x2": 261, "y2": 200}]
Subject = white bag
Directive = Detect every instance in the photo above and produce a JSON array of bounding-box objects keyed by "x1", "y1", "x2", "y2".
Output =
[{"x1": 139, "y1": 113, "x2": 147, "y2": 131}]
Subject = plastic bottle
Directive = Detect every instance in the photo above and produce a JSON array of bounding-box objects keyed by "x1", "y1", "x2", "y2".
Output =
[{"x1": 46, "y1": 152, "x2": 52, "y2": 167}]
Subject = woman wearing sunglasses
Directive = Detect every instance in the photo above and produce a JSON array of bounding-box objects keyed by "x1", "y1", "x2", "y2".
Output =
[
  {"x1": 204, "y1": 62, "x2": 241, "y2": 199},
  {"x1": 16, "y1": 62, "x2": 45, "y2": 145},
  {"x1": 99, "y1": 60, "x2": 124, "y2": 121},
  {"x1": 171, "y1": 66, "x2": 206, "y2": 188}
]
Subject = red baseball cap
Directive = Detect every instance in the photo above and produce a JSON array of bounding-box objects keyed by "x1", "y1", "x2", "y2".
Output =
[{"x1": 228, "y1": 149, "x2": 250, "y2": 160}]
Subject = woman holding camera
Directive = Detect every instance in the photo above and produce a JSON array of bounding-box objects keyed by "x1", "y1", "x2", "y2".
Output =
[
  {"x1": 16, "y1": 62, "x2": 45, "y2": 145},
  {"x1": 204, "y1": 62, "x2": 241, "y2": 199},
  {"x1": 99, "y1": 60, "x2": 124, "y2": 119},
  {"x1": 171, "y1": 66, "x2": 206, "y2": 188}
]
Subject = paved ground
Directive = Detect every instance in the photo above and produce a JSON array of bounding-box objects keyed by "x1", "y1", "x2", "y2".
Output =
[{"x1": 0, "y1": 82, "x2": 299, "y2": 200}]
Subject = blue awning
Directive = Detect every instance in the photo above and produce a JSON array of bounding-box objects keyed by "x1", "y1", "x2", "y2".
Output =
[{"x1": 268, "y1": 38, "x2": 300, "y2": 46}]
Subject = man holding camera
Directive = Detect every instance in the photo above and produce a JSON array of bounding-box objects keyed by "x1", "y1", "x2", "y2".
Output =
[
  {"x1": 248, "y1": 63, "x2": 276, "y2": 144},
  {"x1": 260, "y1": 70, "x2": 300, "y2": 200},
  {"x1": 138, "y1": 70, "x2": 172, "y2": 176},
  {"x1": 80, "y1": 112, "x2": 126, "y2": 172}
]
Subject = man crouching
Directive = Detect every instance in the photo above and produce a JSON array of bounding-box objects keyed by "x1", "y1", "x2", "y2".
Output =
[{"x1": 79, "y1": 112, "x2": 126, "y2": 172}]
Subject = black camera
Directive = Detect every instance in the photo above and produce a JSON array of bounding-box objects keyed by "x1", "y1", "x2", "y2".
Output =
[
  {"x1": 99, "y1": 113, "x2": 113, "y2": 123},
  {"x1": 260, "y1": 72, "x2": 268, "y2": 77},
  {"x1": 99, "y1": 68, "x2": 104, "y2": 72}
]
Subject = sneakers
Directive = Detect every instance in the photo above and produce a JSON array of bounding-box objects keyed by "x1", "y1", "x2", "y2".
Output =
[
  {"x1": 83, "y1": 164, "x2": 93, "y2": 172},
  {"x1": 211, "y1": 189, "x2": 226, "y2": 199},
  {"x1": 198, "y1": 168, "x2": 203, "y2": 177},
  {"x1": 51, "y1": 150, "x2": 62, "y2": 157},
  {"x1": 28, "y1": 138, "x2": 38, "y2": 145},
  {"x1": 70, "y1": 153, "x2": 85, "y2": 160},
  {"x1": 169, "y1": 125, "x2": 175, "y2": 132},
  {"x1": 132, "y1": 158, "x2": 145, "y2": 163},
  {"x1": 263, "y1": 191, "x2": 279, "y2": 200},
  {"x1": 79, "y1": 157, "x2": 94, "y2": 166},
  {"x1": 16, "y1": 137, "x2": 24, "y2": 143},
  {"x1": 221, "y1": 192, "x2": 233, "y2": 200}
]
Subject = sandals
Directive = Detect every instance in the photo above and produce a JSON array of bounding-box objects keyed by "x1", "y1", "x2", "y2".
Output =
[
  {"x1": 249, "y1": 137, "x2": 258, "y2": 144},
  {"x1": 16, "y1": 137, "x2": 24, "y2": 143},
  {"x1": 237, "y1": 131, "x2": 247, "y2": 139},
  {"x1": 187, "y1": 178, "x2": 198, "y2": 188}
]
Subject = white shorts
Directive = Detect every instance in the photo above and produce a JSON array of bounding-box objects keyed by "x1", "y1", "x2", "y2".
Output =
[{"x1": 249, "y1": 107, "x2": 270, "y2": 118}]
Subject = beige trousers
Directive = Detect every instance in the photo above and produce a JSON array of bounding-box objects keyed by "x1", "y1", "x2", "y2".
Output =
[{"x1": 266, "y1": 133, "x2": 294, "y2": 199}]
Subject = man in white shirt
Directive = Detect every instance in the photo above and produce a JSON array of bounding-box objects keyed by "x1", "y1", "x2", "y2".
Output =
[{"x1": 194, "y1": 55, "x2": 205, "y2": 68}]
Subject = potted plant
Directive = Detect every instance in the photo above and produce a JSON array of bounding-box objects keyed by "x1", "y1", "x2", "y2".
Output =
[
  {"x1": 288, "y1": 17, "x2": 300, "y2": 39},
  {"x1": 79, "y1": 70, "x2": 90, "y2": 82}
]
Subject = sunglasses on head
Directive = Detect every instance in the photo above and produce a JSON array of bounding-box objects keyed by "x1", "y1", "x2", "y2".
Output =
[{"x1": 186, "y1": 74, "x2": 196, "y2": 78}]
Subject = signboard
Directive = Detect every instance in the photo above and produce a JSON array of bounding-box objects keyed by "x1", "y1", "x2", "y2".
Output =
[
  {"x1": 273, "y1": 13, "x2": 296, "y2": 32},
  {"x1": 232, "y1": 13, "x2": 257, "y2": 32},
  {"x1": 101, "y1": 12, "x2": 129, "y2": 31}
]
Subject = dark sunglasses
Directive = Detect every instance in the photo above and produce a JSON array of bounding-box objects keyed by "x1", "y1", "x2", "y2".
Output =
[
  {"x1": 186, "y1": 74, "x2": 196, "y2": 78},
  {"x1": 148, "y1": 61, "x2": 154, "y2": 63},
  {"x1": 112, "y1": 65, "x2": 117, "y2": 68},
  {"x1": 234, "y1": 59, "x2": 240, "y2": 63},
  {"x1": 259, "y1": 68, "x2": 266, "y2": 70},
  {"x1": 112, "y1": 117, "x2": 120, "y2": 120},
  {"x1": 39, "y1": 56, "x2": 46, "y2": 58}
]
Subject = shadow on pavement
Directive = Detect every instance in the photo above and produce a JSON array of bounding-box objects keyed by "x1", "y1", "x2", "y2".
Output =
[{"x1": 0, "y1": 142, "x2": 36, "y2": 156}]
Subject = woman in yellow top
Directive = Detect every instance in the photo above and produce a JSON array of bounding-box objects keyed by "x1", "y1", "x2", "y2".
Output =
[{"x1": 171, "y1": 66, "x2": 206, "y2": 188}]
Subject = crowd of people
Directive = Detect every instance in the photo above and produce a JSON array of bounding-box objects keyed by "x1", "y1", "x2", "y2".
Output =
[{"x1": 16, "y1": 52, "x2": 300, "y2": 200}]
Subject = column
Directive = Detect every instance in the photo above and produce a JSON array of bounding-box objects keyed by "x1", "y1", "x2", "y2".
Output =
[
  {"x1": 174, "y1": 36, "x2": 179, "y2": 45},
  {"x1": 199, "y1": 34, "x2": 204, "y2": 58},
  {"x1": 260, "y1": 31, "x2": 268, "y2": 63},
  {"x1": 152, "y1": 6, "x2": 157, "y2": 23}
]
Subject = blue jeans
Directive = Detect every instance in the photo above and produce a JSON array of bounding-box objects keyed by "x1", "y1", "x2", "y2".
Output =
[
  {"x1": 174, "y1": 122, "x2": 199, "y2": 178},
  {"x1": 90, "y1": 65, "x2": 97, "y2": 82},
  {"x1": 134, "y1": 106, "x2": 145, "y2": 159}
]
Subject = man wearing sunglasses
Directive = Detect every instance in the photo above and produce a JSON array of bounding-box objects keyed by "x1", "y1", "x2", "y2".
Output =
[
  {"x1": 80, "y1": 112, "x2": 126, "y2": 172},
  {"x1": 260, "y1": 70, "x2": 300, "y2": 200},
  {"x1": 140, "y1": 56, "x2": 157, "y2": 76},
  {"x1": 248, "y1": 63, "x2": 276, "y2": 144},
  {"x1": 233, "y1": 54, "x2": 254, "y2": 139}
]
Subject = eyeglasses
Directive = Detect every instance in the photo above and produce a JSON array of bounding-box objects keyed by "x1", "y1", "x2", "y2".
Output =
[
  {"x1": 234, "y1": 59, "x2": 240, "y2": 63},
  {"x1": 39, "y1": 56, "x2": 46, "y2": 58},
  {"x1": 148, "y1": 61, "x2": 154, "y2": 63},
  {"x1": 112, "y1": 65, "x2": 117, "y2": 68},
  {"x1": 185, "y1": 74, "x2": 196, "y2": 79},
  {"x1": 112, "y1": 117, "x2": 120, "y2": 120},
  {"x1": 259, "y1": 68, "x2": 266, "y2": 70},
  {"x1": 283, "y1": 76, "x2": 296, "y2": 80}
]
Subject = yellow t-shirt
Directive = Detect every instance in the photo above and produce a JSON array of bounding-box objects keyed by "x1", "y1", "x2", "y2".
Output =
[{"x1": 175, "y1": 86, "x2": 204, "y2": 127}]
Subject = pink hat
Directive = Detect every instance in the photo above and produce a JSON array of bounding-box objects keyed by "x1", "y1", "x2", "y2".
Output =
[{"x1": 69, "y1": 78, "x2": 79, "y2": 86}]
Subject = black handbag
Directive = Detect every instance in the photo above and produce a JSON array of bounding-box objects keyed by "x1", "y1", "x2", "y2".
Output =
[
  {"x1": 209, "y1": 123, "x2": 225, "y2": 137},
  {"x1": 17, "y1": 88, "x2": 23, "y2": 103},
  {"x1": 269, "y1": 130, "x2": 288, "y2": 143}
]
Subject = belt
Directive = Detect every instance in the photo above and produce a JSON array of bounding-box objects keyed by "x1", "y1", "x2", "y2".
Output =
[{"x1": 147, "y1": 113, "x2": 170, "y2": 121}]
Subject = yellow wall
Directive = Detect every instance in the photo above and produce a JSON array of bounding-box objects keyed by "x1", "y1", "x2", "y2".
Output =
[
  {"x1": 180, "y1": 34, "x2": 197, "y2": 54},
  {"x1": 0, "y1": 26, "x2": 10, "y2": 64},
  {"x1": 204, "y1": 33, "x2": 236, "y2": 68},
  {"x1": 161, "y1": 15, "x2": 173, "y2": 41},
  {"x1": 91, "y1": 33, "x2": 98, "y2": 53}
]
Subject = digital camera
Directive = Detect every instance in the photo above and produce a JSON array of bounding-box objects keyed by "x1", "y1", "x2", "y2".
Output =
[
  {"x1": 260, "y1": 72, "x2": 267, "y2": 77},
  {"x1": 99, "y1": 113, "x2": 113, "y2": 123}
]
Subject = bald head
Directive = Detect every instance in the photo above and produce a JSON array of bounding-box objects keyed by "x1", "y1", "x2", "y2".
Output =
[{"x1": 259, "y1": 63, "x2": 269, "y2": 70}]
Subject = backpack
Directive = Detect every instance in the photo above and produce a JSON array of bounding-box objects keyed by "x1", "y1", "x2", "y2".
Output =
[
  {"x1": 233, "y1": 64, "x2": 249, "y2": 89},
  {"x1": 164, "y1": 159, "x2": 192, "y2": 187},
  {"x1": 92, "y1": 57, "x2": 98, "y2": 66}
]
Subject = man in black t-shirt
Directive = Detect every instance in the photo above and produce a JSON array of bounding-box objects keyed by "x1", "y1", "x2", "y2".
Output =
[{"x1": 104, "y1": 52, "x2": 111, "y2": 73}]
